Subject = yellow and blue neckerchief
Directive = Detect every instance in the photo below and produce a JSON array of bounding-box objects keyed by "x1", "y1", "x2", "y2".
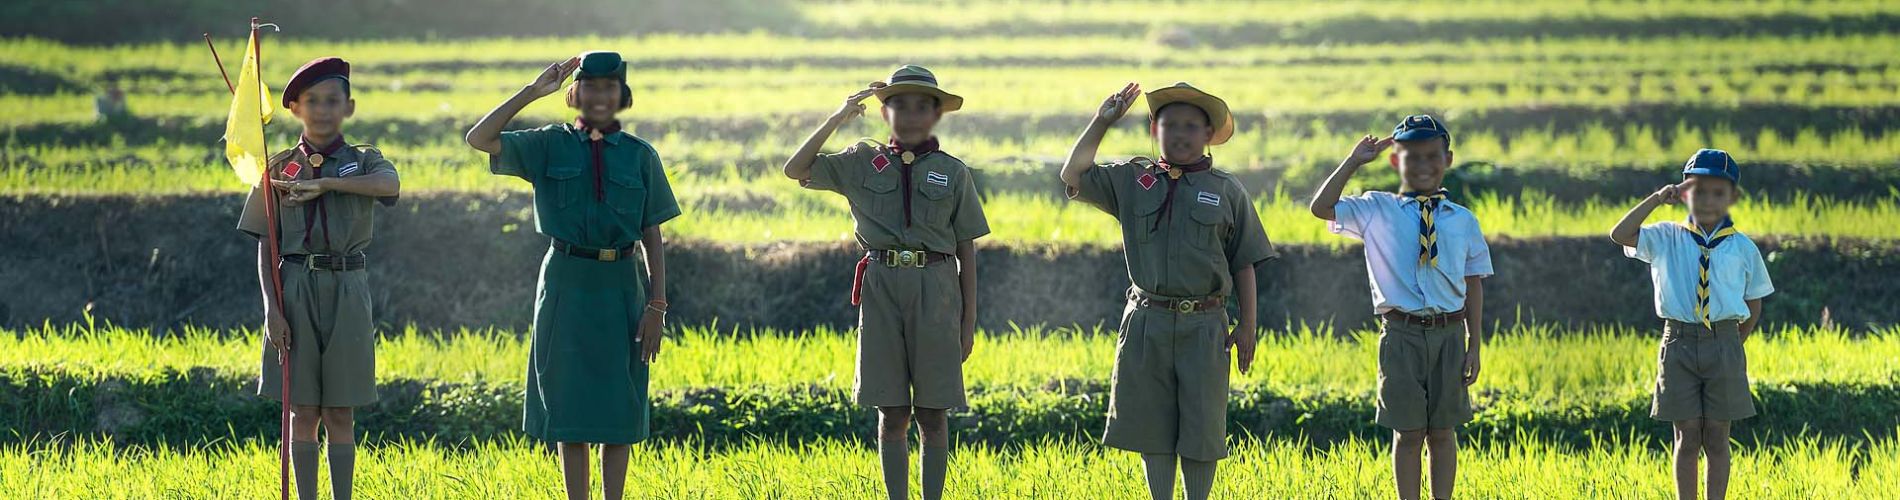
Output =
[
  {"x1": 1676, "y1": 216, "x2": 1740, "y2": 328},
  {"x1": 1403, "y1": 189, "x2": 1449, "y2": 267}
]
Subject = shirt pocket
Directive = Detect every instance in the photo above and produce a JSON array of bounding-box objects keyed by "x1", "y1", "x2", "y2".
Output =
[
  {"x1": 543, "y1": 162, "x2": 588, "y2": 210},
  {"x1": 1429, "y1": 216, "x2": 1471, "y2": 280},
  {"x1": 1186, "y1": 201, "x2": 1231, "y2": 252},
  {"x1": 860, "y1": 170, "x2": 901, "y2": 227},
  {"x1": 604, "y1": 163, "x2": 648, "y2": 223},
  {"x1": 1132, "y1": 191, "x2": 1165, "y2": 244},
  {"x1": 1712, "y1": 247, "x2": 1748, "y2": 293},
  {"x1": 919, "y1": 175, "x2": 954, "y2": 228}
]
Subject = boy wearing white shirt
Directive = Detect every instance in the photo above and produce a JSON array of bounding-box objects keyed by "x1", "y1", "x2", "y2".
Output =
[
  {"x1": 1611, "y1": 148, "x2": 1771, "y2": 500},
  {"x1": 1308, "y1": 115, "x2": 1492, "y2": 500}
]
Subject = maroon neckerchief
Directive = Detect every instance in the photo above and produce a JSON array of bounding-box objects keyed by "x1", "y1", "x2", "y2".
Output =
[
  {"x1": 1149, "y1": 155, "x2": 1213, "y2": 232},
  {"x1": 575, "y1": 118, "x2": 624, "y2": 202},
  {"x1": 888, "y1": 136, "x2": 940, "y2": 227},
  {"x1": 295, "y1": 135, "x2": 347, "y2": 248}
]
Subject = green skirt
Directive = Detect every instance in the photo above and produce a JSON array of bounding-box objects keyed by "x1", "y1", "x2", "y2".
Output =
[{"x1": 523, "y1": 248, "x2": 651, "y2": 444}]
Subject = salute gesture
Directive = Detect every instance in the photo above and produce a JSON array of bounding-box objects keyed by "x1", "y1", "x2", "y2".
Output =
[
  {"x1": 833, "y1": 81, "x2": 887, "y2": 123},
  {"x1": 1094, "y1": 82, "x2": 1141, "y2": 124},
  {"x1": 1345, "y1": 134, "x2": 1395, "y2": 167},
  {"x1": 525, "y1": 57, "x2": 581, "y2": 99}
]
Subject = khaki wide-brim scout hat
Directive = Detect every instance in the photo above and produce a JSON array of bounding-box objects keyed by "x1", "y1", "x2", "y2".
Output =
[
  {"x1": 1145, "y1": 82, "x2": 1235, "y2": 145},
  {"x1": 873, "y1": 65, "x2": 963, "y2": 113}
]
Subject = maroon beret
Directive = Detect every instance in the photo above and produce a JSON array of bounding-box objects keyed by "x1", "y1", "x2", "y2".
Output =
[{"x1": 282, "y1": 57, "x2": 350, "y2": 108}]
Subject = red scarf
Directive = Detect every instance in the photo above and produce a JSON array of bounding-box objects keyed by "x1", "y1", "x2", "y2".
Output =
[
  {"x1": 575, "y1": 118, "x2": 624, "y2": 202},
  {"x1": 888, "y1": 136, "x2": 940, "y2": 228},
  {"x1": 295, "y1": 135, "x2": 347, "y2": 248},
  {"x1": 1150, "y1": 156, "x2": 1212, "y2": 232}
]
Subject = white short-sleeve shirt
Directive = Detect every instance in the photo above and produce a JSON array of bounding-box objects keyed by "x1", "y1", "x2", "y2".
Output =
[
  {"x1": 1330, "y1": 192, "x2": 1494, "y2": 315},
  {"x1": 1625, "y1": 222, "x2": 1774, "y2": 322}
]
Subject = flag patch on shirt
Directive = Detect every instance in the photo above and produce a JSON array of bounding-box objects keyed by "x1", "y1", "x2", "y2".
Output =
[
  {"x1": 871, "y1": 154, "x2": 891, "y2": 173},
  {"x1": 338, "y1": 162, "x2": 361, "y2": 177},
  {"x1": 1196, "y1": 191, "x2": 1221, "y2": 206},
  {"x1": 926, "y1": 171, "x2": 951, "y2": 186},
  {"x1": 281, "y1": 161, "x2": 303, "y2": 179},
  {"x1": 1136, "y1": 172, "x2": 1157, "y2": 190}
]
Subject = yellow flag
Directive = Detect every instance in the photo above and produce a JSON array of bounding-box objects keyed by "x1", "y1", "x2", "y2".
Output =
[{"x1": 223, "y1": 29, "x2": 274, "y2": 186}]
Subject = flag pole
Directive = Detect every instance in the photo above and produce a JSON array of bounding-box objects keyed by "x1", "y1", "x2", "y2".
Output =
[
  {"x1": 202, "y1": 33, "x2": 234, "y2": 94},
  {"x1": 247, "y1": 15, "x2": 292, "y2": 500}
]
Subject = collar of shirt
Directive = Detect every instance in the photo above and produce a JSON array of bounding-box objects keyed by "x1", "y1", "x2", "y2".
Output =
[
  {"x1": 296, "y1": 134, "x2": 347, "y2": 158},
  {"x1": 1157, "y1": 155, "x2": 1213, "y2": 175},
  {"x1": 571, "y1": 118, "x2": 625, "y2": 145},
  {"x1": 1395, "y1": 190, "x2": 1457, "y2": 212}
]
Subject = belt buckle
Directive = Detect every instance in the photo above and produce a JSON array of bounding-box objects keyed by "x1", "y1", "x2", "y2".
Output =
[
  {"x1": 1175, "y1": 300, "x2": 1196, "y2": 314},
  {"x1": 897, "y1": 250, "x2": 918, "y2": 268},
  {"x1": 598, "y1": 248, "x2": 619, "y2": 262}
]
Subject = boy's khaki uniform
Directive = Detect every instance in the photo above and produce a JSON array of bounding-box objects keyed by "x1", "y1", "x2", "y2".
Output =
[{"x1": 1069, "y1": 154, "x2": 1277, "y2": 461}]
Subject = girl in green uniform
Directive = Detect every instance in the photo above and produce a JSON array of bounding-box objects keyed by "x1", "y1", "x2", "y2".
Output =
[{"x1": 465, "y1": 51, "x2": 680, "y2": 500}]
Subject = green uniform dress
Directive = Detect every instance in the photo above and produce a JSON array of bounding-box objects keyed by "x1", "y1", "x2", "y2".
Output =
[
  {"x1": 238, "y1": 137, "x2": 397, "y2": 407},
  {"x1": 492, "y1": 122, "x2": 680, "y2": 444},
  {"x1": 1068, "y1": 157, "x2": 1277, "y2": 461}
]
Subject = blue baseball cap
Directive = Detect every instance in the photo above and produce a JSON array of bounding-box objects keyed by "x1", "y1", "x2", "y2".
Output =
[
  {"x1": 1392, "y1": 114, "x2": 1452, "y2": 147},
  {"x1": 1681, "y1": 148, "x2": 1740, "y2": 185}
]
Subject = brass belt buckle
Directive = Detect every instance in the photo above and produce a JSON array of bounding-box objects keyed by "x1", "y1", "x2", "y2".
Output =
[
  {"x1": 898, "y1": 250, "x2": 918, "y2": 268},
  {"x1": 1175, "y1": 300, "x2": 1196, "y2": 314},
  {"x1": 599, "y1": 248, "x2": 619, "y2": 262}
]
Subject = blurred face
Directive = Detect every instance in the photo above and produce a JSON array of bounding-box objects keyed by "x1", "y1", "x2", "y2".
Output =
[
  {"x1": 571, "y1": 77, "x2": 625, "y2": 123},
  {"x1": 1683, "y1": 175, "x2": 1737, "y2": 221},
  {"x1": 880, "y1": 93, "x2": 941, "y2": 145},
  {"x1": 1390, "y1": 137, "x2": 1452, "y2": 191},
  {"x1": 1154, "y1": 103, "x2": 1212, "y2": 164},
  {"x1": 288, "y1": 79, "x2": 353, "y2": 139}
]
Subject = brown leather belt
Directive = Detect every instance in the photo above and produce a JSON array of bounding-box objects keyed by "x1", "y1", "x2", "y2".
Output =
[
  {"x1": 865, "y1": 249, "x2": 953, "y2": 268},
  {"x1": 1382, "y1": 309, "x2": 1467, "y2": 328},
  {"x1": 282, "y1": 253, "x2": 366, "y2": 271},
  {"x1": 553, "y1": 240, "x2": 637, "y2": 262},
  {"x1": 1128, "y1": 289, "x2": 1224, "y2": 314}
]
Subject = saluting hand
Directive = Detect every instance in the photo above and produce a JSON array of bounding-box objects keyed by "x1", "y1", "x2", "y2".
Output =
[
  {"x1": 1345, "y1": 135, "x2": 1394, "y2": 167},
  {"x1": 1227, "y1": 321, "x2": 1257, "y2": 374},
  {"x1": 1094, "y1": 82, "x2": 1140, "y2": 124},
  {"x1": 526, "y1": 57, "x2": 581, "y2": 98},
  {"x1": 1653, "y1": 177, "x2": 1693, "y2": 205},
  {"x1": 833, "y1": 82, "x2": 886, "y2": 123},
  {"x1": 638, "y1": 308, "x2": 665, "y2": 364}
]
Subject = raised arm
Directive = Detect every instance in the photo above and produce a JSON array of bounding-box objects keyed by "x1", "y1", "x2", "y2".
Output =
[
  {"x1": 466, "y1": 58, "x2": 578, "y2": 155},
  {"x1": 1060, "y1": 83, "x2": 1140, "y2": 190},
  {"x1": 1309, "y1": 135, "x2": 1391, "y2": 221},
  {"x1": 1610, "y1": 179, "x2": 1689, "y2": 247},
  {"x1": 783, "y1": 83, "x2": 884, "y2": 181}
]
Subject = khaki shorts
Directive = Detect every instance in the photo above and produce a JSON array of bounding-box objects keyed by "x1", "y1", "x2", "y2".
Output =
[
  {"x1": 1103, "y1": 300, "x2": 1231, "y2": 461},
  {"x1": 853, "y1": 260, "x2": 966, "y2": 409},
  {"x1": 1375, "y1": 317, "x2": 1472, "y2": 430},
  {"x1": 1652, "y1": 320, "x2": 1756, "y2": 422},
  {"x1": 259, "y1": 264, "x2": 379, "y2": 407}
]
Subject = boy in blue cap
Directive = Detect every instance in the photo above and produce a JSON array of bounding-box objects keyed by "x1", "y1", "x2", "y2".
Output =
[
  {"x1": 1309, "y1": 115, "x2": 1492, "y2": 500},
  {"x1": 1611, "y1": 148, "x2": 1772, "y2": 500}
]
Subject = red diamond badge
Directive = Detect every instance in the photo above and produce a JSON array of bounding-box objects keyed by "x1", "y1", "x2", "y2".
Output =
[
  {"x1": 1136, "y1": 172, "x2": 1157, "y2": 190},
  {"x1": 871, "y1": 154, "x2": 890, "y2": 173},
  {"x1": 282, "y1": 161, "x2": 303, "y2": 179}
]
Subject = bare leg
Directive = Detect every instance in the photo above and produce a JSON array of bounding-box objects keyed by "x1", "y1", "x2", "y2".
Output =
[
  {"x1": 1672, "y1": 419, "x2": 1706, "y2": 500},
  {"x1": 1425, "y1": 428, "x2": 1458, "y2": 499},
  {"x1": 1393, "y1": 429, "x2": 1427, "y2": 500},
  {"x1": 913, "y1": 408, "x2": 950, "y2": 500},
  {"x1": 600, "y1": 444, "x2": 631, "y2": 500},
  {"x1": 878, "y1": 407, "x2": 913, "y2": 500},
  {"x1": 1139, "y1": 453, "x2": 1176, "y2": 500},
  {"x1": 320, "y1": 407, "x2": 357, "y2": 500},
  {"x1": 1702, "y1": 419, "x2": 1733, "y2": 500},
  {"x1": 1180, "y1": 457, "x2": 1217, "y2": 500},
  {"x1": 559, "y1": 442, "x2": 591, "y2": 500}
]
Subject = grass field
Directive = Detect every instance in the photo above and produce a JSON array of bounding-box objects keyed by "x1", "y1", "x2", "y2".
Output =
[{"x1": 5, "y1": 436, "x2": 1897, "y2": 498}]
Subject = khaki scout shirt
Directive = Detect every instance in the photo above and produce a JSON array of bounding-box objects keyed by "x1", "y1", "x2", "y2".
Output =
[
  {"x1": 238, "y1": 142, "x2": 398, "y2": 255},
  {"x1": 803, "y1": 139, "x2": 990, "y2": 254},
  {"x1": 1069, "y1": 158, "x2": 1277, "y2": 298}
]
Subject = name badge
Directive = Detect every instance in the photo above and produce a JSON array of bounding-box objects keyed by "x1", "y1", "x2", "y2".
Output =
[
  {"x1": 926, "y1": 171, "x2": 950, "y2": 187},
  {"x1": 1196, "y1": 191, "x2": 1221, "y2": 206}
]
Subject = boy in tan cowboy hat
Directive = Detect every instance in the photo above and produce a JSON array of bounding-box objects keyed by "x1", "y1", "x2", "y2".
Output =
[
  {"x1": 1309, "y1": 115, "x2": 1493, "y2": 500},
  {"x1": 781, "y1": 64, "x2": 988, "y2": 500},
  {"x1": 1060, "y1": 82, "x2": 1276, "y2": 500}
]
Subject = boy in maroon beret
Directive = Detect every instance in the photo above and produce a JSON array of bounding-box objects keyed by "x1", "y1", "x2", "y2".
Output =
[{"x1": 237, "y1": 55, "x2": 399, "y2": 500}]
